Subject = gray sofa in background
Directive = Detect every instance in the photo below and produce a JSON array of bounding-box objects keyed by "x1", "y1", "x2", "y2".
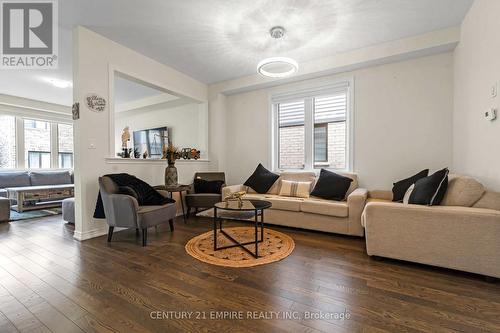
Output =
[
  {"x1": 0, "y1": 170, "x2": 73, "y2": 198},
  {"x1": 0, "y1": 170, "x2": 74, "y2": 215}
]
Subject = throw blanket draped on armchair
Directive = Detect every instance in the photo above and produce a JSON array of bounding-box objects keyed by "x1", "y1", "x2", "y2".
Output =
[{"x1": 93, "y1": 173, "x2": 174, "y2": 219}]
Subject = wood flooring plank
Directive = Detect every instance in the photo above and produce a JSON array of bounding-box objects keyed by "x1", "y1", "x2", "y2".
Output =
[{"x1": 1, "y1": 215, "x2": 499, "y2": 333}]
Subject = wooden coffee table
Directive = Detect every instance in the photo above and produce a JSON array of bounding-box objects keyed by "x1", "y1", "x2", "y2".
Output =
[{"x1": 6, "y1": 184, "x2": 74, "y2": 212}]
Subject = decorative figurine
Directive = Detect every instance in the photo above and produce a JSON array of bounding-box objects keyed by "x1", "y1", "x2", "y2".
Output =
[
  {"x1": 121, "y1": 126, "x2": 131, "y2": 149},
  {"x1": 224, "y1": 191, "x2": 246, "y2": 208},
  {"x1": 181, "y1": 148, "x2": 201, "y2": 160}
]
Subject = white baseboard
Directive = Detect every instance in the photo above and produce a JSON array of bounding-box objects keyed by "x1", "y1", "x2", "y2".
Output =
[{"x1": 73, "y1": 227, "x2": 108, "y2": 241}]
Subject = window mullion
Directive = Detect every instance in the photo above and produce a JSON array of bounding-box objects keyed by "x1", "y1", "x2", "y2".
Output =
[
  {"x1": 16, "y1": 117, "x2": 25, "y2": 169},
  {"x1": 51, "y1": 122, "x2": 58, "y2": 169},
  {"x1": 304, "y1": 97, "x2": 314, "y2": 170}
]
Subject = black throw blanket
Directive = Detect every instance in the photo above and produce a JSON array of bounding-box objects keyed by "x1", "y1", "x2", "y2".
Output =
[{"x1": 93, "y1": 173, "x2": 175, "y2": 219}]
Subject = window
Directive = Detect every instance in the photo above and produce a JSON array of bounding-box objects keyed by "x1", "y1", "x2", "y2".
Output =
[
  {"x1": 0, "y1": 115, "x2": 73, "y2": 169},
  {"x1": 28, "y1": 151, "x2": 51, "y2": 169},
  {"x1": 313, "y1": 94, "x2": 347, "y2": 169},
  {"x1": 272, "y1": 81, "x2": 352, "y2": 171},
  {"x1": 24, "y1": 119, "x2": 51, "y2": 169},
  {"x1": 58, "y1": 123, "x2": 74, "y2": 168},
  {"x1": 278, "y1": 100, "x2": 305, "y2": 169},
  {"x1": 0, "y1": 115, "x2": 16, "y2": 168}
]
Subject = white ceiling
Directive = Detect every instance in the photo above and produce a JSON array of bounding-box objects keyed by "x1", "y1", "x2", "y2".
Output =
[
  {"x1": 114, "y1": 75, "x2": 165, "y2": 105},
  {"x1": 0, "y1": 0, "x2": 474, "y2": 106}
]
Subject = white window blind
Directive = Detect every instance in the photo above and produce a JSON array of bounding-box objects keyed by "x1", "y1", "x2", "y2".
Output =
[{"x1": 272, "y1": 80, "x2": 352, "y2": 171}]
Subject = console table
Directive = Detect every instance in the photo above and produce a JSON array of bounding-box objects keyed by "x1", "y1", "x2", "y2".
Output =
[{"x1": 6, "y1": 184, "x2": 74, "y2": 212}]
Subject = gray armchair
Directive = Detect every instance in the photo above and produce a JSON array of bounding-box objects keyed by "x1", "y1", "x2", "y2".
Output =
[
  {"x1": 185, "y1": 172, "x2": 225, "y2": 217},
  {"x1": 98, "y1": 176, "x2": 177, "y2": 246}
]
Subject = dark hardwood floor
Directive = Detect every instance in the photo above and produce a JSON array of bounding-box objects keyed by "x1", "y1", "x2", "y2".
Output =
[{"x1": 0, "y1": 215, "x2": 499, "y2": 333}]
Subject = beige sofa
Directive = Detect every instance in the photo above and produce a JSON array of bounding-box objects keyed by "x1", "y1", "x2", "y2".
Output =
[
  {"x1": 362, "y1": 174, "x2": 500, "y2": 278},
  {"x1": 222, "y1": 172, "x2": 367, "y2": 236}
]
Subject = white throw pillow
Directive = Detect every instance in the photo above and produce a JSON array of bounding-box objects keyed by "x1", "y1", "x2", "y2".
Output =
[
  {"x1": 279, "y1": 180, "x2": 311, "y2": 198},
  {"x1": 403, "y1": 184, "x2": 415, "y2": 204}
]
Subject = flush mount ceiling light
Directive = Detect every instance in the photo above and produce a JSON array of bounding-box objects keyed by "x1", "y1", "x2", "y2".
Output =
[
  {"x1": 257, "y1": 27, "x2": 298, "y2": 78},
  {"x1": 41, "y1": 77, "x2": 73, "y2": 88}
]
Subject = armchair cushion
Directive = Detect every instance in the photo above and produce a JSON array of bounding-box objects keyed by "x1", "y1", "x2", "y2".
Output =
[
  {"x1": 185, "y1": 193, "x2": 221, "y2": 208},
  {"x1": 137, "y1": 203, "x2": 177, "y2": 229}
]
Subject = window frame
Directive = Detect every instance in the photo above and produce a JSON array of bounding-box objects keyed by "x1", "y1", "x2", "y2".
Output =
[
  {"x1": 0, "y1": 113, "x2": 73, "y2": 170},
  {"x1": 270, "y1": 78, "x2": 354, "y2": 173},
  {"x1": 27, "y1": 151, "x2": 51, "y2": 169}
]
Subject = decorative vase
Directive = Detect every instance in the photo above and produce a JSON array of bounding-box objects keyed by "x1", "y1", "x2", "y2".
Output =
[{"x1": 165, "y1": 163, "x2": 178, "y2": 186}]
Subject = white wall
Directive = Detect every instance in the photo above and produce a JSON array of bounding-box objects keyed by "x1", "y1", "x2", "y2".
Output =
[
  {"x1": 73, "y1": 27, "x2": 214, "y2": 240},
  {"x1": 224, "y1": 53, "x2": 454, "y2": 189},
  {"x1": 114, "y1": 103, "x2": 208, "y2": 158},
  {"x1": 453, "y1": 0, "x2": 500, "y2": 191}
]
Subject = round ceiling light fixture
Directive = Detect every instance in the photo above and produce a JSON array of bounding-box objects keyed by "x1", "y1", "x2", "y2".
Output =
[{"x1": 257, "y1": 27, "x2": 298, "y2": 78}]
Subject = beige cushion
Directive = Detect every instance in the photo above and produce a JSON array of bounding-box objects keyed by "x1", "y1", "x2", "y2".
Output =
[
  {"x1": 264, "y1": 195, "x2": 303, "y2": 212},
  {"x1": 301, "y1": 198, "x2": 349, "y2": 217},
  {"x1": 242, "y1": 193, "x2": 267, "y2": 200},
  {"x1": 441, "y1": 174, "x2": 485, "y2": 207},
  {"x1": 473, "y1": 191, "x2": 500, "y2": 211},
  {"x1": 279, "y1": 180, "x2": 311, "y2": 198}
]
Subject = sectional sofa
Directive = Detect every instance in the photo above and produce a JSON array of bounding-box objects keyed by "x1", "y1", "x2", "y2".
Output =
[
  {"x1": 222, "y1": 171, "x2": 500, "y2": 279},
  {"x1": 222, "y1": 171, "x2": 368, "y2": 236},
  {"x1": 362, "y1": 174, "x2": 500, "y2": 279}
]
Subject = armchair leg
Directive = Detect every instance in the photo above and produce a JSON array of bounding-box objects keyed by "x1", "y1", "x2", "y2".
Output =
[
  {"x1": 142, "y1": 228, "x2": 147, "y2": 246},
  {"x1": 135, "y1": 228, "x2": 139, "y2": 237},
  {"x1": 169, "y1": 219, "x2": 174, "y2": 232},
  {"x1": 107, "y1": 226, "x2": 114, "y2": 242},
  {"x1": 186, "y1": 206, "x2": 190, "y2": 219}
]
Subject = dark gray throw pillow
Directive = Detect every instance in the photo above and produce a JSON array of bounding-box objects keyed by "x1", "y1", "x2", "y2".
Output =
[
  {"x1": 392, "y1": 169, "x2": 429, "y2": 202},
  {"x1": 408, "y1": 168, "x2": 449, "y2": 206},
  {"x1": 310, "y1": 169, "x2": 353, "y2": 201},
  {"x1": 243, "y1": 164, "x2": 279, "y2": 194},
  {"x1": 194, "y1": 178, "x2": 224, "y2": 194}
]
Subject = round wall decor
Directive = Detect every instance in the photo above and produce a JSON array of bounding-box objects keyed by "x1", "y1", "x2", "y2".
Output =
[{"x1": 85, "y1": 94, "x2": 106, "y2": 112}]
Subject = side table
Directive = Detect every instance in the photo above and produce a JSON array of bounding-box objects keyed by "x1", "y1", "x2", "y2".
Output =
[{"x1": 154, "y1": 184, "x2": 191, "y2": 223}]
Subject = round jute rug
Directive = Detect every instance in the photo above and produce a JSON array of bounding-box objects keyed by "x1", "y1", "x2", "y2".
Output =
[{"x1": 185, "y1": 227, "x2": 295, "y2": 268}]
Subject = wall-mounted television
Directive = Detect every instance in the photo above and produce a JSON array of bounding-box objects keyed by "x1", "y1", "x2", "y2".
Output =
[{"x1": 133, "y1": 127, "x2": 169, "y2": 159}]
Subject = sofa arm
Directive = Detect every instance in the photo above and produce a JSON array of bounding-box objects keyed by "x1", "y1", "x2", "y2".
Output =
[
  {"x1": 347, "y1": 188, "x2": 368, "y2": 236},
  {"x1": 363, "y1": 202, "x2": 500, "y2": 278},
  {"x1": 106, "y1": 194, "x2": 139, "y2": 228},
  {"x1": 221, "y1": 184, "x2": 246, "y2": 200},
  {"x1": 368, "y1": 190, "x2": 393, "y2": 201}
]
